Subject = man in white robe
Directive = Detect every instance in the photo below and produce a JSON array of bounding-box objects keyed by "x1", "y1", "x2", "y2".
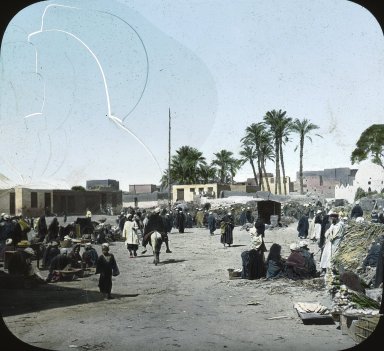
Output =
[{"x1": 320, "y1": 211, "x2": 345, "y2": 276}]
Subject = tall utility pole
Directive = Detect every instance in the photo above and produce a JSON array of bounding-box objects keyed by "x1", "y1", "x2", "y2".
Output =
[{"x1": 168, "y1": 108, "x2": 171, "y2": 210}]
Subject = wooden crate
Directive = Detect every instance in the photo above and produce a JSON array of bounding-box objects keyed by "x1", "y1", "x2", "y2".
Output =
[{"x1": 353, "y1": 315, "x2": 380, "y2": 343}]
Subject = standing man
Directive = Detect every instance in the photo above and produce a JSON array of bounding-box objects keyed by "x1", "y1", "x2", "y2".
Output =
[
  {"x1": 220, "y1": 212, "x2": 234, "y2": 247},
  {"x1": 320, "y1": 211, "x2": 345, "y2": 276},
  {"x1": 176, "y1": 209, "x2": 186, "y2": 234},
  {"x1": 254, "y1": 217, "x2": 266, "y2": 238},
  {"x1": 297, "y1": 213, "x2": 309, "y2": 239},
  {"x1": 207, "y1": 211, "x2": 216, "y2": 236},
  {"x1": 350, "y1": 200, "x2": 363, "y2": 219}
]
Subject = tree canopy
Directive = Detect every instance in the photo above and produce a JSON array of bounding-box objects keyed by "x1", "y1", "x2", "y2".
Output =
[{"x1": 351, "y1": 124, "x2": 384, "y2": 170}]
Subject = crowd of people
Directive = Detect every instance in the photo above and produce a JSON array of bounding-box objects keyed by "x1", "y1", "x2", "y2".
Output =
[
  {"x1": 1, "y1": 199, "x2": 383, "y2": 298},
  {"x1": 239, "y1": 199, "x2": 384, "y2": 282}
]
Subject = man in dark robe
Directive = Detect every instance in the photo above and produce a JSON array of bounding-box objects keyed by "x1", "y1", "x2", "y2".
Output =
[
  {"x1": 297, "y1": 213, "x2": 309, "y2": 239},
  {"x1": 176, "y1": 210, "x2": 186, "y2": 234},
  {"x1": 96, "y1": 243, "x2": 118, "y2": 299},
  {"x1": 220, "y1": 213, "x2": 234, "y2": 247},
  {"x1": 255, "y1": 217, "x2": 266, "y2": 238},
  {"x1": 350, "y1": 201, "x2": 363, "y2": 219},
  {"x1": 207, "y1": 212, "x2": 216, "y2": 236}
]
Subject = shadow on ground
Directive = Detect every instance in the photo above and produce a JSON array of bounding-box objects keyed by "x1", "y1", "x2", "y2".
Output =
[
  {"x1": 159, "y1": 259, "x2": 187, "y2": 265},
  {"x1": 0, "y1": 284, "x2": 139, "y2": 317}
]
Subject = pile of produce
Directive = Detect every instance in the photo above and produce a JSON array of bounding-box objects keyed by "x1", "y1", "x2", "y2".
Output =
[
  {"x1": 332, "y1": 221, "x2": 384, "y2": 272},
  {"x1": 325, "y1": 221, "x2": 384, "y2": 315}
]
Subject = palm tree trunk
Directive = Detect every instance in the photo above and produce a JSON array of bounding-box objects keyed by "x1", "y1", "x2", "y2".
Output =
[
  {"x1": 274, "y1": 138, "x2": 281, "y2": 194},
  {"x1": 299, "y1": 136, "x2": 304, "y2": 195},
  {"x1": 262, "y1": 161, "x2": 271, "y2": 192},
  {"x1": 257, "y1": 158, "x2": 264, "y2": 191},
  {"x1": 249, "y1": 159, "x2": 259, "y2": 189},
  {"x1": 279, "y1": 140, "x2": 287, "y2": 195}
]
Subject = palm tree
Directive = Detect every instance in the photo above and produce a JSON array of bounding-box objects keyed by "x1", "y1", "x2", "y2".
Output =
[
  {"x1": 290, "y1": 118, "x2": 321, "y2": 194},
  {"x1": 263, "y1": 109, "x2": 290, "y2": 194},
  {"x1": 259, "y1": 137, "x2": 275, "y2": 192},
  {"x1": 198, "y1": 164, "x2": 217, "y2": 184},
  {"x1": 160, "y1": 169, "x2": 170, "y2": 190},
  {"x1": 211, "y1": 149, "x2": 237, "y2": 184},
  {"x1": 278, "y1": 115, "x2": 292, "y2": 195},
  {"x1": 161, "y1": 146, "x2": 207, "y2": 185},
  {"x1": 239, "y1": 143, "x2": 259, "y2": 188},
  {"x1": 229, "y1": 158, "x2": 243, "y2": 184},
  {"x1": 241, "y1": 122, "x2": 267, "y2": 190}
]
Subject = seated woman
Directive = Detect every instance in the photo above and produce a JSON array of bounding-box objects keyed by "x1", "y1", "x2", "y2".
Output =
[
  {"x1": 241, "y1": 234, "x2": 266, "y2": 280},
  {"x1": 266, "y1": 243, "x2": 285, "y2": 279}
]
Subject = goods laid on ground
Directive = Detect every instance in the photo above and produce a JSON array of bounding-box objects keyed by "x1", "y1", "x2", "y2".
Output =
[
  {"x1": 294, "y1": 302, "x2": 335, "y2": 325},
  {"x1": 325, "y1": 220, "x2": 383, "y2": 338}
]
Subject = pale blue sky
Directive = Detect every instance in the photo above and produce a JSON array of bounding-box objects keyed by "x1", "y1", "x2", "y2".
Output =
[{"x1": 1, "y1": 0, "x2": 383, "y2": 190}]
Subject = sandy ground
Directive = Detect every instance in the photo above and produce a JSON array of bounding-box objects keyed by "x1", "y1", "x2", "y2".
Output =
[{"x1": 1, "y1": 216, "x2": 359, "y2": 351}]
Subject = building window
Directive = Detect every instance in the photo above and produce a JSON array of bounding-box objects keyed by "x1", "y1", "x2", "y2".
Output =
[
  {"x1": 190, "y1": 188, "x2": 195, "y2": 192},
  {"x1": 368, "y1": 181, "x2": 371, "y2": 185},
  {"x1": 270, "y1": 178, "x2": 274, "y2": 184},
  {"x1": 31, "y1": 192, "x2": 37, "y2": 208}
]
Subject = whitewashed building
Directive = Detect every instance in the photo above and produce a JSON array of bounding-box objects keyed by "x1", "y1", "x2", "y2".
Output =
[{"x1": 335, "y1": 161, "x2": 384, "y2": 203}]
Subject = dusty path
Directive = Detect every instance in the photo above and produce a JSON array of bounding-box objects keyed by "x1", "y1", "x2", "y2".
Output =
[{"x1": 1, "y1": 218, "x2": 357, "y2": 351}]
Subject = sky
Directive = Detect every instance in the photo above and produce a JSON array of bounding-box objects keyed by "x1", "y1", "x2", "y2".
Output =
[{"x1": 0, "y1": 0, "x2": 383, "y2": 191}]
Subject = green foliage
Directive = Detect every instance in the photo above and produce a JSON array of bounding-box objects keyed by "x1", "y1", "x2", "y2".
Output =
[
  {"x1": 351, "y1": 124, "x2": 384, "y2": 169},
  {"x1": 354, "y1": 187, "x2": 366, "y2": 201},
  {"x1": 71, "y1": 185, "x2": 86, "y2": 191}
]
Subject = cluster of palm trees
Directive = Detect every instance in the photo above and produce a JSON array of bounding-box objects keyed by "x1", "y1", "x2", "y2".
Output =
[
  {"x1": 160, "y1": 109, "x2": 321, "y2": 195},
  {"x1": 160, "y1": 146, "x2": 240, "y2": 188}
]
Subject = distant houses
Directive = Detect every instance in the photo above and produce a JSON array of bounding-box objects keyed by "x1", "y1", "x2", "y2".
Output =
[
  {"x1": 0, "y1": 182, "x2": 123, "y2": 217},
  {"x1": 292, "y1": 167, "x2": 357, "y2": 198},
  {"x1": 0, "y1": 163, "x2": 381, "y2": 216}
]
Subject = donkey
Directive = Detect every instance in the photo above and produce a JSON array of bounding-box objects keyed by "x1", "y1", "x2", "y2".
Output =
[{"x1": 150, "y1": 231, "x2": 163, "y2": 265}]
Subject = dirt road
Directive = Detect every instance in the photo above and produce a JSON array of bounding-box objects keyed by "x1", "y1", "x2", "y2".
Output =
[{"x1": 1, "y1": 218, "x2": 357, "y2": 351}]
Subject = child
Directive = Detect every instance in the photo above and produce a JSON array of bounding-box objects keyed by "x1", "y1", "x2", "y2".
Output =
[{"x1": 96, "y1": 243, "x2": 119, "y2": 299}]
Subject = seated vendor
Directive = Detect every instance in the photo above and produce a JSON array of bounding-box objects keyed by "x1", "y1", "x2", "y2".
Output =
[
  {"x1": 82, "y1": 243, "x2": 98, "y2": 268},
  {"x1": 283, "y1": 242, "x2": 315, "y2": 280},
  {"x1": 41, "y1": 241, "x2": 60, "y2": 269},
  {"x1": 68, "y1": 244, "x2": 83, "y2": 268},
  {"x1": 46, "y1": 248, "x2": 71, "y2": 282},
  {"x1": 266, "y1": 243, "x2": 285, "y2": 279}
]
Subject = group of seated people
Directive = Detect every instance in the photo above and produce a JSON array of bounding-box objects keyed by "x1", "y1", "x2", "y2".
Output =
[
  {"x1": 44, "y1": 242, "x2": 99, "y2": 282},
  {"x1": 7, "y1": 241, "x2": 99, "y2": 283},
  {"x1": 241, "y1": 221, "x2": 317, "y2": 280}
]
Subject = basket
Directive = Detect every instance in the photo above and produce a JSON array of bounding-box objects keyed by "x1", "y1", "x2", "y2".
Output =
[
  {"x1": 60, "y1": 240, "x2": 72, "y2": 248},
  {"x1": 17, "y1": 240, "x2": 30, "y2": 248},
  {"x1": 228, "y1": 268, "x2": 242, "y2": 280}
]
